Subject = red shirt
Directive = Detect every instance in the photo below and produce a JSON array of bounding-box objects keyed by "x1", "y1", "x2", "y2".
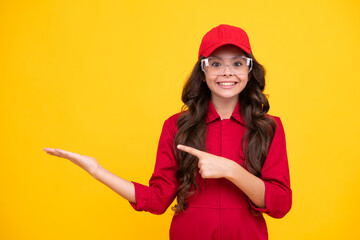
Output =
[{"x1": 129, "y1": 99, "x2": 292, "y2": 240}]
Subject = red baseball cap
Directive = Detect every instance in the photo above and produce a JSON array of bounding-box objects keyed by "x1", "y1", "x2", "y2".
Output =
[{"x1": 198, "y1": 24, "x2": 252, "y2": 59}]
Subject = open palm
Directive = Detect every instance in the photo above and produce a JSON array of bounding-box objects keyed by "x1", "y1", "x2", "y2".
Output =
[{"x1": 43, "y1": 148, "x2": 100, "y2": 176}]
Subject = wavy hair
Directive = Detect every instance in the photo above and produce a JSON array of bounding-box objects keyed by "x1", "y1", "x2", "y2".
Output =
[{"x1": 171, "y1": 51, "x2": 277, "y2": 216}]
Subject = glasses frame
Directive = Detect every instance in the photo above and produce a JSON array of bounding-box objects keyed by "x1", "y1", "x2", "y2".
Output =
[{"x1": 201, "y1": 56, "x2": 253, "y2": 76}]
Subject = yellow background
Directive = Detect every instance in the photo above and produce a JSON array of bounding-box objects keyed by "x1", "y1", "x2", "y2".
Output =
[{"x1": 1, "y1": 0, "x2": 359, "y2": 239}]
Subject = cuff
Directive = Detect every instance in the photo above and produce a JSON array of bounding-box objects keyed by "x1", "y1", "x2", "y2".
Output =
[
  {"x1": 129, "y1": 181, "x2": 149, "y2": 212},
  {"x1": 248, "y1": 180, "x2": 292, "y2": 218}
]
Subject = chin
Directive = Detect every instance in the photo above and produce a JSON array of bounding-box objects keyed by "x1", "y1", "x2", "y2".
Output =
[{"x1": 213, "y1": 93, "x2": 240, "y2": 100}]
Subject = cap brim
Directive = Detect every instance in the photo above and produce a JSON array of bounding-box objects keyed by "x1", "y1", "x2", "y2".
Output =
[{"x1": 200, "y1": 42, "x2": 251, "y2": 58}]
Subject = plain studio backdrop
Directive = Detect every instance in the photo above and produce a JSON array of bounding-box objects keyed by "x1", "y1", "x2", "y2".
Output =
[{"x1": 0, "y1": 0, "x2": 359, "y2": 239}]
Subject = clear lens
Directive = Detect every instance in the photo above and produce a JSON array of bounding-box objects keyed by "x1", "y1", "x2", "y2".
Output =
[{"x1": 201, "y1": 56, "x2": 252, "y2": 76}]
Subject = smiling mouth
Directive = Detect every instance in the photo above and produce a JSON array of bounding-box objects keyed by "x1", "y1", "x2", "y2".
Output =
[{"x1": 217, "y1": 82, "x2": 238, "y2": 86}]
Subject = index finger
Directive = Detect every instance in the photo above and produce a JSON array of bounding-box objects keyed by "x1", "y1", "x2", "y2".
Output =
[{"x1": 177, "y1": 144, "x2": 204, "y2": 158}]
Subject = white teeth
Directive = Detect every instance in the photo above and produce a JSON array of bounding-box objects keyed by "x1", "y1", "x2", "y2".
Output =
[{"x1": 218, "y1": 82, "x2": 236, "y2": 86}]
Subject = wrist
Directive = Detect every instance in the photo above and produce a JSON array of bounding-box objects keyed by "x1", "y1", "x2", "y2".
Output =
[
  {"x1": 225, "y1": 160, "x2": 241, "y2": 181},
  {"x1": 90, "y1": 164, "x2": 103, "y2": 180}
]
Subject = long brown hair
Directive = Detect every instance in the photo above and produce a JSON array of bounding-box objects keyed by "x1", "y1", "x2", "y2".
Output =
[{"x1": 171, "y1": 52, "x2": 277, "y2": 216}]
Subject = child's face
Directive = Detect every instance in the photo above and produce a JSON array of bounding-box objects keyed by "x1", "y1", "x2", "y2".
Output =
[{"x1": 204, "y1": 44, "x2": 249, "y2": 102}]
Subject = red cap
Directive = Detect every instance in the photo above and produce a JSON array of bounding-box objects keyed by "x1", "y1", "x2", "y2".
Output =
[{"x1": 198, "y1": 24, "x2": 252, "y2": 59}]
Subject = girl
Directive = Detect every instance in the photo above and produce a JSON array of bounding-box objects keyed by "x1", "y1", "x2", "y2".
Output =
[{"x1": 44, "y1": 24, "x2": 292, "y2": 240}]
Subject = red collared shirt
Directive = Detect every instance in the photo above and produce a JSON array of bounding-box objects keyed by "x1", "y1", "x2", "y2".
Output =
[{"x1": 130, "y1": 99, "x2": 292, "y2": 240}]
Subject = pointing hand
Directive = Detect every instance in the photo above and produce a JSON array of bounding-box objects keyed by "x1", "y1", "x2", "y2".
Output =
[{"x1": 177, "y1": 144, "x2": 236, "y2": 179}]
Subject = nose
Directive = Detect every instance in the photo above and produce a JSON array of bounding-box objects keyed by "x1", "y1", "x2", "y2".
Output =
[{"x1": 221, "y1": 64, "x2": 234, "y2": 76}]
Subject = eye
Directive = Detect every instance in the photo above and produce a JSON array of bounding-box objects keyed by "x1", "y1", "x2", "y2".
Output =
[
  {"x1": 234, "y1": 61, "x2": 243, "y2": 67},
  {"x1": 211, "y1": 61, "x2": 221, "y2": 67}
]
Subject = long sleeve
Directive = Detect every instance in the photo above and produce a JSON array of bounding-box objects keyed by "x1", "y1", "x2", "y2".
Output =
[
  {"x1": 248, "y1": 116, "x2": 292, "y2": 219},
  {"x1": 129, "y1": 117, "x2": 179, "y2": 215}
]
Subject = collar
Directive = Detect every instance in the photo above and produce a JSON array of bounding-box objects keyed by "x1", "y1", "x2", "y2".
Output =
[{"x1": 206, "y1": 99, "x2": 245, "y2": 125}]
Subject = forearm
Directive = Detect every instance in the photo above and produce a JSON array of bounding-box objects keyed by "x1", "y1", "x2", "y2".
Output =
[
  {"x1": 226, "y1": 162, "x2": 266, "y2": 208},
  {"x1": 92, "y1": 165, "x2": 136, "y2": 204}
]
